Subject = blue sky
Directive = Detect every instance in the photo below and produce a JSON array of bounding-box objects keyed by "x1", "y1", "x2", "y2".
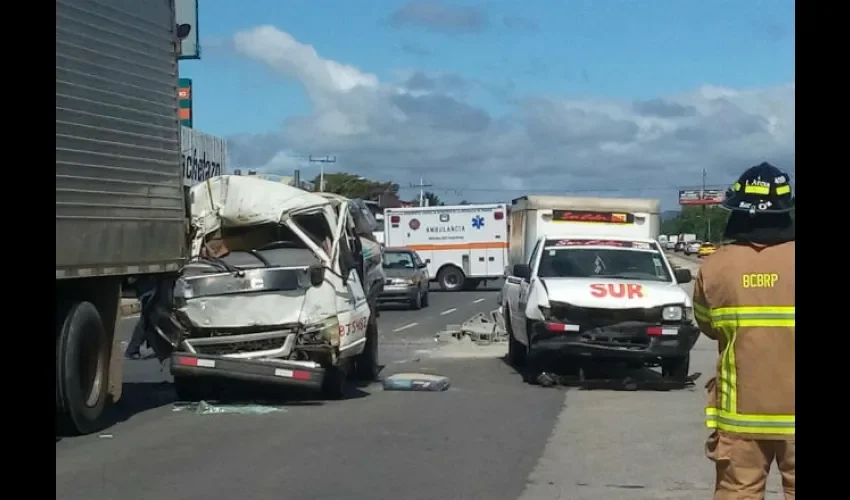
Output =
[{"x1": 179, "y1": 0, "x2": 795, "y2": 206}]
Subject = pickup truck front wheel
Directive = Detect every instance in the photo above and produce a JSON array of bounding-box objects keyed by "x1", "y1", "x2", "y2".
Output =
[
  {"x1": 505, "y1": 309, "x2": 527, "y2": 367},
  {"x1": 661, "y1": 354, "x2": 690, "y2": 382}
]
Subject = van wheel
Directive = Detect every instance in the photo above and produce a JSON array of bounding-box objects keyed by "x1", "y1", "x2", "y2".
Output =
[
  {"x1": 173, "y1": 376, "x2": 205, "y2": 401},
  {"x1": 437, "y1": 266, "x2": 465, "y2": 291},
  {"x1": 56, "y1": 302, "x2": 110, "y2": 435},
  {"x1": 322, "y1": 365, "x2": 349, "y2": 399},
  {"x1": 354, "y1": 318, "x2": 380, "y2": 381}
]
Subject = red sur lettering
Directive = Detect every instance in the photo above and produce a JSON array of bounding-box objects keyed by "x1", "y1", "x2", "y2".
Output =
[{"x1": 589, "y1": 283, "x2": 644, "y2": 299}]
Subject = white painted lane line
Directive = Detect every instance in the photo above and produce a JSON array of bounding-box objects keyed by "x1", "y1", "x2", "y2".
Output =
[
  {"x1": 440, "y1": 308, "x2": 457, "y2": 316},
  {"x1": 473, "y1": 298, "x2": 486, "y2": 304},
  {"x1": 392, "y1": 322, "x2": 418, "y2": 333}
]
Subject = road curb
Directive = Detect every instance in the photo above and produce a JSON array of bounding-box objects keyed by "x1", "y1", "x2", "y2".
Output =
[{"x1": 120, "y1": 300, "x2": 141, "y2": 317}]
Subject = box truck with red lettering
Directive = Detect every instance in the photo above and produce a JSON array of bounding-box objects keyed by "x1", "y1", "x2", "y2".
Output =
[{"x1": 499, "y1": 196, "x2": 698, "y2": 384}]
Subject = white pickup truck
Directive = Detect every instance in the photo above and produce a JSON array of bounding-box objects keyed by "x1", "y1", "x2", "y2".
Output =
[{"x1": 501, "y1": 235, "x2": 699, "y2": 381}]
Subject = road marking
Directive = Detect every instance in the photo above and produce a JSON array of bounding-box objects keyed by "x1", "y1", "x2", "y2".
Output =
[
  {"x1": 392, "y1": 322, "x2": 418, "y2": 333},
  {"x1": 440, "y1": 308, "x2": 457, "y2": 316},
  {"x1": 473, "y1": 298, "x2": 486, "y2": 304}
]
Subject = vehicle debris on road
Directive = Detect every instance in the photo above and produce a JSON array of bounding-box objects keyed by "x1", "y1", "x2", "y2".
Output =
[
  {"x1": 435, "y1": 310, "x2": 508, "y2": 345},
  {"x1": 382, "y1": 373, "x2": 451, "y2": 392}
]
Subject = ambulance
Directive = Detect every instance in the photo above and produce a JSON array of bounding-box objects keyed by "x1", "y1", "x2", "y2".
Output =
[{"x1": 384, "y1": 204, "x2": 508, "y2": 291}]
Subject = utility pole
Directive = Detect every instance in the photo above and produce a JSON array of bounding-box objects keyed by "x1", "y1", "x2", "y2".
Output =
[
  {"x1": 412, "y1": 178, "x2": 432, "y2": 207},
  {"x1": 307, "y1": 155, "x2": 337, "y2": 192},
  {"x1": 701, "y1": 168, "x2": 711, "y2": 242}
]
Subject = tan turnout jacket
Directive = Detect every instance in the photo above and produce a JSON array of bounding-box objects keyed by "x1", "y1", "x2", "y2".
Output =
[{"x1": 693, "y1": 241, "x2": 795, "y2": 440}]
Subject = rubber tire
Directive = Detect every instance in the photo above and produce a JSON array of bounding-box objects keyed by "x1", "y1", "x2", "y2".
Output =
[
  {"x1": 421, "y1": 290, "x2": 430, "y2": 307},
  {"x1": 504, "y1": 308, "x2": 527, "y2": 367},
  {"x1": 354, "y1": 317, "x2": 380, "y2": 381},
  {"x1": 322, "y1": 365, "x2": 349, "y2": 399},
  {"x1": 437, "y1": 266, "x2": 465, "y2": 292},
  {"x1": 173, "y1": 376, "x2": 205, "y2": 401},
  {"x1": 410, "y1": 290, "x2": 422, "y2": 310},
  {"x1": 661, "y1": 354, "x2": 690, "y2": 382},
  {"x1": 56, "y1": 302, "x2": 110, "y2": 435}
]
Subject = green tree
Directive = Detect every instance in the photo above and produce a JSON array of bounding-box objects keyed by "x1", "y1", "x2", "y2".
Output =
[
  {"x1": 310, "y1": 173, "x2": 399, "y2": 200},
  {"x1": 661, "y1": 206, "x2": 729, "y2": 242},
  {"x1": 423, "y1": 191, "x2": 444, "y2": 206}
]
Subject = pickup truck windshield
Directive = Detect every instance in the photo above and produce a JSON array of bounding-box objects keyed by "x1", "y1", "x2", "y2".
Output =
[{"x1": 538, "y1": 247, "x2": 672, "y2": 282}]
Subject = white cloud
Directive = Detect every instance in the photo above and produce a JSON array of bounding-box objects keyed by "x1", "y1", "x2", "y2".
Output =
[{"x1": 227, "y1": 26, "x2": 795, "y2": 206}]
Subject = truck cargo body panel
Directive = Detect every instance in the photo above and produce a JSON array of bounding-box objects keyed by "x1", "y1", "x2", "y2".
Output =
[{"x1": 56, "y1": 0, "x2": 186, "y2": 279}]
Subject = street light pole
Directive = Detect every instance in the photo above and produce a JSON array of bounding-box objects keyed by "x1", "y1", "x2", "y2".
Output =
[{"x1": 307, "y1": 155, "x2": 337, "y2": 192}]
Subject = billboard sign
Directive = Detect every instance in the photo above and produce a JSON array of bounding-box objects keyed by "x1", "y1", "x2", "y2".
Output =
[
  {"x1": 678, "y1": 189, "x2": 725, "y2": 206},
  {"x1": 182, "y1": 127, "x2": 226, "y2": 186},
  {"x1": 178, "y1": 78, "x2": 192, "y2": 127},
  {"x1": 176, "y1": 0, "x2": 200, "y2": 60}
]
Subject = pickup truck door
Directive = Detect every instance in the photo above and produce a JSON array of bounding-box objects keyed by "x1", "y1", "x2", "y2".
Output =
[{"x1": 509, "y1": 239, "x2": 542, "y2": 345}]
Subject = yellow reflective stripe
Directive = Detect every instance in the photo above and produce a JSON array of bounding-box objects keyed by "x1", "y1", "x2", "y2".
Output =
[
  {"x1": 708, "y1": 305, "x2": 794, "y2": 427},
  {"x1": 743, "y1": 185, "x2": 770, "y2": 194},
  {"x1": 705, "y1": 408, "x2": 795, "y2": 435},
  {"x1": 775, "y1": 185, "x2": 791, "y2": 195},
  {"x1": 710, "y1": 306, "x2": 795, "y2": 328},
  {"x1": 693, "y1": 301, "x2": 711, "y2": 322}
]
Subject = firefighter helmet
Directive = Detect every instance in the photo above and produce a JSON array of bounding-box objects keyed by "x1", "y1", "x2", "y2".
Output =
[{"x1": 722, "y1": 162, "x2": 795, "y2": 214}]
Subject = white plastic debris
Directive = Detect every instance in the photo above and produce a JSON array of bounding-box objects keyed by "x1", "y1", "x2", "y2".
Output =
[{"x1": 382, "y1": 373, "x2": 451, "y2": 392}]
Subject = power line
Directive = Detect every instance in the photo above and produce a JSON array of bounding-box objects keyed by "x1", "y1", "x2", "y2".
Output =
[
  {"x1": 408, "y1": 184, "x2": 730, "y2": 195},
  {"x1": 410, "y1": 178, "x2": 433, "y2": 206}
]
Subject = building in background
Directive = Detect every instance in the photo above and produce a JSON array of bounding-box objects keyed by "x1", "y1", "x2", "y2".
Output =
[
  {"x1": 178, "y1": 78, "x2": 193, "y2": 128},
  {"x1": 182, "y1": 127, "x2": 226, "y2": 186}
]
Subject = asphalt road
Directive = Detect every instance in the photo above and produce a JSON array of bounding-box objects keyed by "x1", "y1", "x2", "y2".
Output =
[{"x1": 56, "y1": 267, "x2": 787, "y2": 500}]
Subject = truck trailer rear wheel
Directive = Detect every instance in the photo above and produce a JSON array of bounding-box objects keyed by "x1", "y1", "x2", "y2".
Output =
[
  {"x1": 56, "y1": 302, "x2": 110, "y2": 435},
  {"x1": 437, "y1": 266, "x2": 465, "y2": 291}
]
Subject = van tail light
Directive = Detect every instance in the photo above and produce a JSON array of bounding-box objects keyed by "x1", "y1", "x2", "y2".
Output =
[
  {"x1": 494, "y1": 211, "x2": 504, "y2": 220},
  {"x1": 390, "y1": 215, "x2": 400, "y2": 224}
]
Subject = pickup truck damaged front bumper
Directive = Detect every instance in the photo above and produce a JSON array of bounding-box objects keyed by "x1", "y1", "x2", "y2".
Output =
[
  {"x1": 529, "y1": 321, "x2": 700, "y2": 361},
  {"x1": 171, "y1": 353, "x2": 325, "y2": 391}
]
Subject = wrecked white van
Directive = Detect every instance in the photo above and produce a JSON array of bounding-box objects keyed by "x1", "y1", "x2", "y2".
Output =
[{"x1": 165, "y1": 175, "x2": 379, "y2": 398}]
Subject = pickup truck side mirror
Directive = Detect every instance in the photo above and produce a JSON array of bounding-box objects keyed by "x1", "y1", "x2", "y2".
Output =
[
  {"x1": 674, "y1": 268, "x2": 692, "y2": 284},
  {"x1": 308, "y1": 264, "x2": 326, "y2": 287},
  {"x1": 513, "y1": 263, "x2": 531, "y2": 280},
  {"x1": 418, "y1": 263, "x2": 428, "y2": 269}
]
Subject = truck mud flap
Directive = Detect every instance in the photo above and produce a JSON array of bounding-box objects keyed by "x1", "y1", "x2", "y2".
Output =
[{"x1": 171, "y1": 354, "x2": 325, "y2": 392}]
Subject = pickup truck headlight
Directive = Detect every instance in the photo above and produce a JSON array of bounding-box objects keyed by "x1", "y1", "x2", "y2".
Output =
[{"x1": 662, "y1": 305, "x2": 684, "y2": 322}]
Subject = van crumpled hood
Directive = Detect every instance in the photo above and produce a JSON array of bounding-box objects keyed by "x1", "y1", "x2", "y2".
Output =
[
  {"x1": 539, "y1": 277, "x2": 691, "y2": 309},
  {"x1": 179, "y1": 288, "x2": 334, "y2": 329}
]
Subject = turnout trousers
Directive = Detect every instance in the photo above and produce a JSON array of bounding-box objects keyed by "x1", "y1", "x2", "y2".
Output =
[{"x1": 706, "y1": 431, "x2": 795, "y2": 500}]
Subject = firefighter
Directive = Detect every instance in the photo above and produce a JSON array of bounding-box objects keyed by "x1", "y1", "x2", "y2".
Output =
[{"x1": 692, "y1": 162, "x2": 795, "y2": 500}]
